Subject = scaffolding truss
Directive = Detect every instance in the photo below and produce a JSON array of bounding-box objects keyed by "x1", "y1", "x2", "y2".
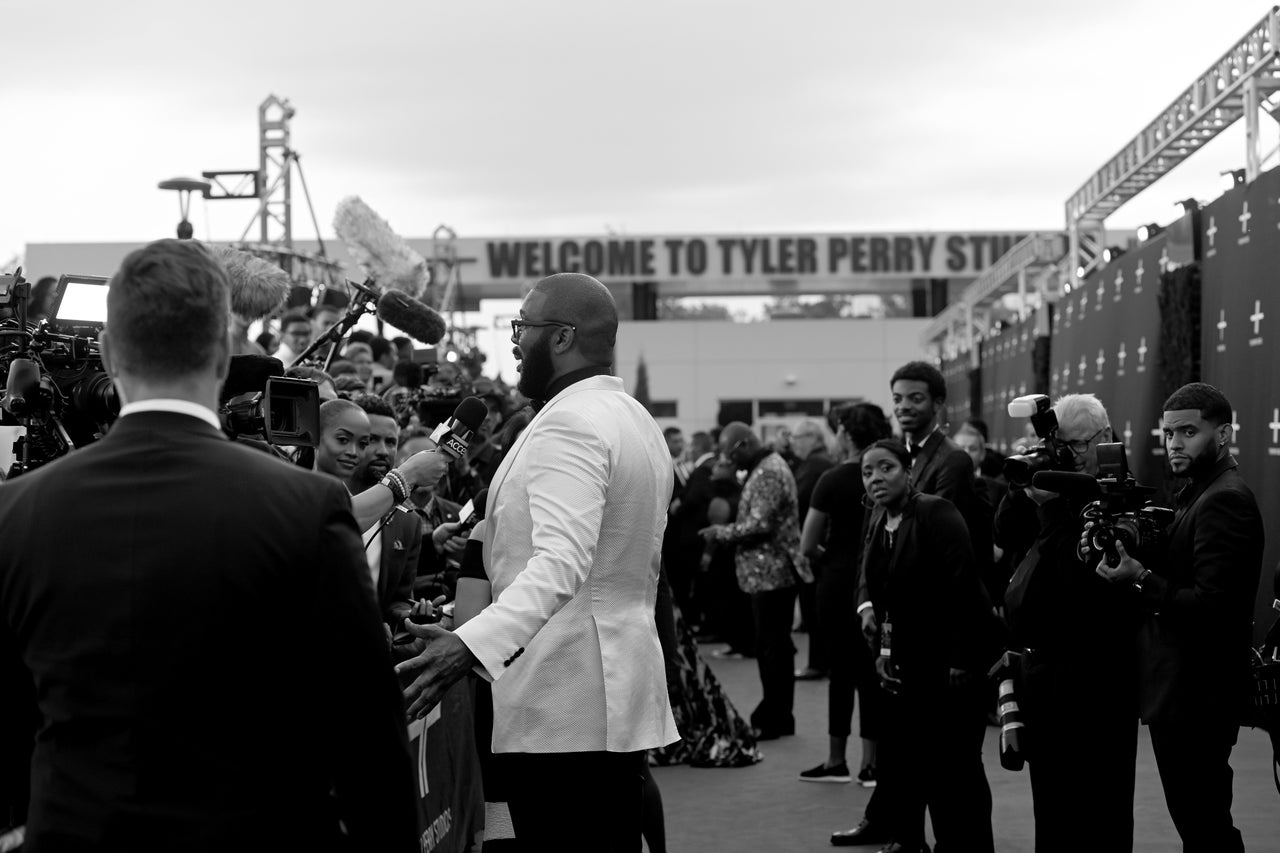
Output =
[
  {"x1": 1066, "y1": 9, "x2": 1280, "y2": 283},
  {"x1": 922, "y1": 233, "x2": 1065, "y2": 358}
]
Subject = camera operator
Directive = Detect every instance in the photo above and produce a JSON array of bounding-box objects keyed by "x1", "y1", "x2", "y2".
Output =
[
  {"x1": 1089, "y1": 382, "x2": 1262, "y2": 853},
  {"x1": 995, "y1": 393, "x2": 1139, "y2": 853}
]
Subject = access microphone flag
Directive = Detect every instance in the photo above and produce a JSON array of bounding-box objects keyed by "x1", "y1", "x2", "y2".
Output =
[{"x1": 430, "y1": 396, "x2": 489, "y2": 460}]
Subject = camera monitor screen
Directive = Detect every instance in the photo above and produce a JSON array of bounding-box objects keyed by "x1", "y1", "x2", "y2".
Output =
[{"x1": 51, "y1": 274, "x2": 111, "y2": 328}]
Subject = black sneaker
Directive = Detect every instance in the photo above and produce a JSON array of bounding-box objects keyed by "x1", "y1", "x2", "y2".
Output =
[
  {"x1": 799, "y1": 761, "x2": 852, "y2": 783},
  {"x1": 857, "y1": 766, "x2": 877, "y2": 787}
]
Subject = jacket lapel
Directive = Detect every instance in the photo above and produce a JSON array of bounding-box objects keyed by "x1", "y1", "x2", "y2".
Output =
[{"x1": 910, "y1": 431, "x2": 940, "y2": 488}]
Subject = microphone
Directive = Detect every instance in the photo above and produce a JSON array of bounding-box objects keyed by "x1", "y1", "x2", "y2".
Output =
[
  {"x1": 1030, "y1": 470, "x2": 1101, "y2": 498},
  {"x1": 469, "y1": 487, "x2": 489, "y2": 522},
  {"x1": 212, "y1": 246, "x2": 291, "y2": 321},
  {"x1": 333, "y1": 196, "x2": 430, "y2": 298},
  {"x1": 219, "y1": 355, "x2": 284, "y2": 405},
  {"x1": 430, "y1": 396, "x2": 489, "y2": 460},
  {"x1": 376, "y1": 288, "x2": 447, "y2": 345}
]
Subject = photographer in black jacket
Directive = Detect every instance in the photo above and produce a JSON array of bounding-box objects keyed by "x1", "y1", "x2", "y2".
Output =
[
  {"x1": 1090, "y1": 383, "x2": 1262, "y2": 853},
  {"x1": 995, "y1": 393, "x2": 1139, "y2": 853}
]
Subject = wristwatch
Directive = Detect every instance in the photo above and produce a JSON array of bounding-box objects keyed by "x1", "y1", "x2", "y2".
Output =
[{"x1": 1132, "y1": 569, "x2": 1153, "y2": 592}]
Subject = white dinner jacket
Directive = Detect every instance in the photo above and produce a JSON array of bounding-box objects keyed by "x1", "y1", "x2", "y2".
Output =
[{"x1": 453, "y1": 374, "x2": 680, "y2": 754}]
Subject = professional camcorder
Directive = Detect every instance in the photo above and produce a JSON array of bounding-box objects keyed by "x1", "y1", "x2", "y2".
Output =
[
  {"x1": 0, "y1": 271, "x2": 119, "y2": 476},
  {"x1": 1030, "y1": 443, "x2": 1173, "y2": 567},
  {"x1": 1003, "y1": 394, "x2": 1075, "y2": 487},
  {"x1": 1, "y1": 270, "x2": 322, "y2": 476},
  {"x1": 218, "y1": 355, "x2": 320, "y2": 457}
]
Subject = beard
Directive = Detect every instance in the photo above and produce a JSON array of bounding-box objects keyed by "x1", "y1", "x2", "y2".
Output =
[
  {"x1": 516, "y1": 335, "x2": 555, "y2": 400},
  {"x1": 1182, "y1": 441, "x2": 1222, "y2": 480}
]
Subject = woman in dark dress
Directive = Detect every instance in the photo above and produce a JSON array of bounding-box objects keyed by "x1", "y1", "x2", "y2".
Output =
[
  {"x1": 652, "y1": 458, "x2": 762, "y2": 769},
  {"x1": 855, "y1": 439, "x2": 1001, "y2": 853},
  {"x1": 797, "y1": 403, "x2": 891, "y2": 786}
]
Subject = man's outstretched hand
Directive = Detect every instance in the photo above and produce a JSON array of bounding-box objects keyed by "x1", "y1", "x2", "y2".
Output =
[{"x1": 393, "y1": 622, "x2": 479, "y2": 720}]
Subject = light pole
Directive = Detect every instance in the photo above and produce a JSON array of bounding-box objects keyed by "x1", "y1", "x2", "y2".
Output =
[{"x1": 157, "y1": 177, "x2": 211, "y2": 239}]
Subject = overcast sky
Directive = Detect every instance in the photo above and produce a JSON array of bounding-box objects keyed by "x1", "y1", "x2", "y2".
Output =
[{"x1": 4, "y1": 0, "x2": 1280, "y2": 265}]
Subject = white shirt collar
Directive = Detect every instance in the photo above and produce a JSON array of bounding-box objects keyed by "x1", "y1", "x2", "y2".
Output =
[{"x1": 118, "y1": 399, "x2": 222, "y2": 432}]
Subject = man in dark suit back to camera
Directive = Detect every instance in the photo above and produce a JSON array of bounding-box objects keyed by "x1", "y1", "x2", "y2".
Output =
[{"x1": 0, "y1": 240, "x2": 424, "y2": 853}]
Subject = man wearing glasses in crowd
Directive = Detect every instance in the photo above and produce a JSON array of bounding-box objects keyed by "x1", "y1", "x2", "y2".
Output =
[{"x1": 994, "y1": 393, "x2": 1140, "y2": 853}]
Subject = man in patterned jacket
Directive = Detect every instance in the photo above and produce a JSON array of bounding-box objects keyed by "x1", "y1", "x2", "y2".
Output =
[{"x1": 702, "y1": 421, "x2": 812, "y2": 739}]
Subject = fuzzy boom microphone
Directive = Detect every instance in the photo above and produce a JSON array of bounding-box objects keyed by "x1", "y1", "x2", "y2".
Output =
[
  {"x1": 376, "y1": 288, "x2": 447, "y2": 345},
  {"x1": 333, "y1": 196, "x2": 430, "y2": 299},
  {"x1": 211, "y1": 246, "x2": 291, "y2": 320}
]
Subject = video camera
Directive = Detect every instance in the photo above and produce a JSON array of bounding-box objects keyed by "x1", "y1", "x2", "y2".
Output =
[
  {"x1": 1030, "y1": 443, "x2": 1173, "y2": 568},
  {"x1": 1003, "y1": 394, "x2": 1075, "y2": 487},
  {"x1": 0, "y1": 271, "x2": 119, "y2": 476},
  {"x1": 0, "y1": 269, "x2": 322, "y2": 476}
]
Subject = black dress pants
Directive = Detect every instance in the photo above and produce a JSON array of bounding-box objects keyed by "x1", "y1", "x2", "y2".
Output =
[
  {"x1": 1149, "y1": 719, "x2": 1243, "y2": 853},
  {"x1": 498, "y1": 750, "x2": 646, "y2": 853},
  {"x1": 798, "y1": 573, "x2": 827, "y2": 672},
  {"x1": 817, "y1": 570, "x2": 883, "y2": 739},
  {"x1": 877, "y1": 681, "x2": 994, "y2": 853},
  {"x1": 1024, "y1": 663, "x2": 1137, "y2": 853},
  {"x1": 749, "y1": 585, "x2": 798, "y2": 731}
]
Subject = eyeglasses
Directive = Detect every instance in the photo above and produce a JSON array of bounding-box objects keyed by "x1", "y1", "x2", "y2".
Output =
[
  {"x1": 1057, "y1": 426, "x2": 1106, "y2": 457},
  {"x1": 510, "y1": 318, "x2": 576, "y2": 342}
]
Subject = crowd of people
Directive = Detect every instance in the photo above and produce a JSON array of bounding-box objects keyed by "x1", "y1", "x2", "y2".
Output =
[
  {"x1": 0, "y1": 239, "x2": 1272, "y2": 853},
  {"x1": 661, "y1": 361, "x2": 1267, "y2": 853}
]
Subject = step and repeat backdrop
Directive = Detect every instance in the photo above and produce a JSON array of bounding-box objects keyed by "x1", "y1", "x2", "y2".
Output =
[{"x1": 941, "y1": 170, "x2": 1280, "y2": 636}]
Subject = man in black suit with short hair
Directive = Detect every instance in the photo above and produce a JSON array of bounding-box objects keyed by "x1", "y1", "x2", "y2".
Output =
[
  {"x1": 0, "y1": 239, "x2": 429, "y2": 852},
  {"x1": 1093, "y1": 382, "x2": 1262, "y2": 853}
]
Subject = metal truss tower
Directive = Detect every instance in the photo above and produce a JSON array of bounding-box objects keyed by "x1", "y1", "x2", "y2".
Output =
[
  {"x1": 1066, "y1": 10, "x2": 1280, "y2": 285},
  {"x1": 256, "y1": 95, "x2": 295, "y2": 256}
]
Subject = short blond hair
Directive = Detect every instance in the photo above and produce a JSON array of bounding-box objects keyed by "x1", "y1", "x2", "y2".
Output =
[{"x1": 1053, "y1": 393, "x2": 1109, "y2": 435}]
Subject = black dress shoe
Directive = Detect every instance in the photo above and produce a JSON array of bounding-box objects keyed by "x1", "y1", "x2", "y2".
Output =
[{"x1": 830, "y1": 819, "x2": 891, "y2": 847}]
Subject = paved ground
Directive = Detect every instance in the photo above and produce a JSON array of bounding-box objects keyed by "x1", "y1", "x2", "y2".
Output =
[{"x1": 651, "y1": 633, "x2": 1280, "y2": 853}]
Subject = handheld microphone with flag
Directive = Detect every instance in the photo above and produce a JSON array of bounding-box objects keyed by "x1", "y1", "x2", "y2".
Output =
[{"x1": 430, "y1": 396, "x2": 489, "y2": 461}]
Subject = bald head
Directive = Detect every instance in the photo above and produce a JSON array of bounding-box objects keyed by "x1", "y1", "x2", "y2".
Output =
[
  {"x1": 528, "y1": 273, "x2": 618, "y2": 366},
  {"x1": 718, "y1": 421, "x2": 756, "y2": 451}
]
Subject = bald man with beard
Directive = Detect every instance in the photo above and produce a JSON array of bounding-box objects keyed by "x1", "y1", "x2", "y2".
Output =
[{"x1": 395, "y1": 273, "x2": 678, "y2": 852}]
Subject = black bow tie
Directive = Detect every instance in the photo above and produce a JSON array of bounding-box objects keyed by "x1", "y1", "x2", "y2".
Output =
[{"x1": 909, "y1": 443, "x2": 924, "y2": 459}]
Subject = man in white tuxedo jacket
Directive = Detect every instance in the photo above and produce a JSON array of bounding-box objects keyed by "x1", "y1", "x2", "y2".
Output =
[{"x1": 397, "y1": 272, "x2": 678, "y2": 852}]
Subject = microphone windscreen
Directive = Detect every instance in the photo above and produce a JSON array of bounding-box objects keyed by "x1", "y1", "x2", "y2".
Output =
[
  {"x1": 212, "y1": 246, "x2": 291, "y2": 321},
  {"x1": 377, "y1": 288, "x2": 447, "y2": 345},
  {"x1": 333, "y1": 196, "x2": 430, "y2": 298},
  {"x1": 221, "y1": 355, "x2": 284, "y2": 404},
  {"x1": 1031, "y1": 470, "x2": 1101, "y2": 497},
  {"x1": 452, "y1": 396, "x2": 490, "y2": 434}
]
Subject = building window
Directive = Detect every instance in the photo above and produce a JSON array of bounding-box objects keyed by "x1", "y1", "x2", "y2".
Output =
[
  {"x1": 758, "y1": 399, "x2": 825, "y2": 417},
  {"x1": 650, "y1": 400, "x2": 678, "y2": 418}
]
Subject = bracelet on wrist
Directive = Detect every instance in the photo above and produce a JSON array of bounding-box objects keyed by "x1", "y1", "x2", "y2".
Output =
[{"x1": 380, "y1": 470, "x2": 409, "y2": 503}]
